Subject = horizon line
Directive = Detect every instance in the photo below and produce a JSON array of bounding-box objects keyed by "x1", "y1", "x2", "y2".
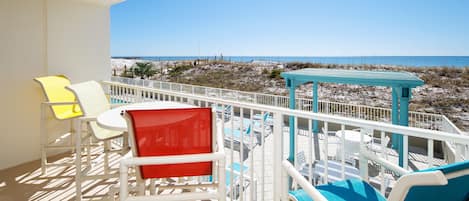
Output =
[{"x1": 112, "y1": 55, "x2": 469, "y2": 58}]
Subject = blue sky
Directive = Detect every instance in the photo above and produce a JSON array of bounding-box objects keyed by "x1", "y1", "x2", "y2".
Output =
[{"x1": 110, "y1": 0, "x2": 469, "y2": 56}]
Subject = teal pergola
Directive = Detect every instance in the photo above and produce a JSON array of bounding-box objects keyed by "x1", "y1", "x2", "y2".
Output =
[{"x1": 281, "y1": 68, "x2": 424, "y2": 167}]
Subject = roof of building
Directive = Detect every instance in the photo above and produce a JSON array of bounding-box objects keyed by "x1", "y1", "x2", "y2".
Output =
[{"x1": 281, "y1": 68, "x2": 424, "y2": 88}]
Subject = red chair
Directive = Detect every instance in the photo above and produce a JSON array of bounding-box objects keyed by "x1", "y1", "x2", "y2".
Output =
[{"x1": 120, "y1": 108, "x2": 226, "y2": 201}]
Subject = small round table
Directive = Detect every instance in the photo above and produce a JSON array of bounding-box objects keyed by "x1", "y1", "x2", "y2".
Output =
[
  {"x1": 335, "y1": 130, "x2": 372, "y2": 144},
  {"x1": 335, "y1": 130, "x2": 372, "y2": 161},
  {"x1": 97, "y1": 101, "x2": 196, "y2": 132}
]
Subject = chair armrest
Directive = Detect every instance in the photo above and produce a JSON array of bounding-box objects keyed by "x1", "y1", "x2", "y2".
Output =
[
  {"x1": 388, "y1": 170, "x2": 447, "y2": 201},
  {"x1": 110, "y1": 103, "x2": 127, "y2": 108},
  {"x1": 282, "y1": 160, "x2": 328, "y2": 201},
  {"x1": 78, "y1": 116, "x2": 97, "y2": 122},
  {"x1": 42, "y1": 101, "x2": 79, "y2": 106},
  {"x1": 227, "y1": 166, "x2": 256, "y2": 182},
  {"x1": 120, "y1": 152, "x2": 225, "y2": 168},
  {"x1": 361, "y1": 150, "x2": 410, "y2": 176},
  {"x1": 321, "y1": 127, "x2": 338, "y2": 138}
]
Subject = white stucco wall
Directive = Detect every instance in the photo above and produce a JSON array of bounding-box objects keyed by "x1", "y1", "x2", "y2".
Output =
[
  {"x1": 0, "y1": 0, "x2": 116, "y2": 170},
  {"x1": 0, "y1": 0, "x2": 47, "y2": 171},
  {"x1": 47, "y1": 0, "x2": 112, "y2": 82}
]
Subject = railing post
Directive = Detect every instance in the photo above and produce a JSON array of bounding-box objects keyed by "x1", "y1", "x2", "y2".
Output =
[
  {"x1": 359, "y1": 152, "x2": 369, "y2": 181},
  {"x1": 135, "y1": 88, "x2": 142, "y2": 102},
  {"x1": 359, "y1": 129, "x2": 369, "y2": 181},
  {"x1": 358, "y1": 105, "x2": 361, "y2": 119},
  {"x1": 273, "y1": 112, "x2": 284, "y2": 201}
]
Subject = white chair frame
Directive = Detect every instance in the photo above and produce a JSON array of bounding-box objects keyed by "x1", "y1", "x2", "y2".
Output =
[
  {"x1": 66, "y1": 81, "x2": 128, "y2": 201},
  {"x1": 39, "y1": 101, "x2": 88, "y2": 174},
  {"x1": 119, "y1": 111, "x2": 226, "y2": 201}
]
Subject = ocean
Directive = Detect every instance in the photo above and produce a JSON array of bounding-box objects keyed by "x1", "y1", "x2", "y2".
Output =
[{"x1": 113, "y1": 56, "x2": 469, "y2": 68}]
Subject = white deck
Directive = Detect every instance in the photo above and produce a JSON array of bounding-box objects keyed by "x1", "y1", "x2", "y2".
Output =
[{"x1": 0, "y1": 125, "x2": 445, "y2": 201}]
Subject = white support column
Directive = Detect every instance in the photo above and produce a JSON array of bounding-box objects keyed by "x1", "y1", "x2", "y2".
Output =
[{"x1": 273, "y1": 112, "x2": 284, "y2": 201}]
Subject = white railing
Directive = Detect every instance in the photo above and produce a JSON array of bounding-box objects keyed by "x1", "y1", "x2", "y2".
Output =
[
  {"x1": 102, "y1": 80, "x2": 469, "y2": 201},
  {"x1": 111, "y1": 76, "x2": 452, "y2": 131},
  {"x1": 440, "y1": 115, "x2": 468, "y2": 162}
]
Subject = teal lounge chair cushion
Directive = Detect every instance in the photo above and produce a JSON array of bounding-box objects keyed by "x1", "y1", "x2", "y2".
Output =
[
  {"x1": 224, "y1": 127, "x2": 243, "y2": 138},
  {"x1": 290, "y1": 179, "x2": 386, "y2": 201},
  {"x1": 224, "y1": 126, "x2": 251, "y2": 139},
  {"x1": 405, "y1": 160, "x2": 469, "y2": 201},
  {"x1": 225, "y1": 162, "x2": 249, "y2": 187}
]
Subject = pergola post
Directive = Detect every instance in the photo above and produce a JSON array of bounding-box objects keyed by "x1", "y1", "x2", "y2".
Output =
[
  {"x1": 288, "y1": 80, "x2": 296, "y2": 163},
  {"x1": 312, "y1": 82, "x2": 320, "y2": 160},
  {"x1": 391, "y1": 87, "x2": 400, "y2": 150},
  {"x1": 392, "y1": 87, "x2": 411, "y2": 167},
  {"x1": 287, "y1": 79, "x2": 296, "y2": 189},
  {"x1": 313, "y1": 82, "x2": 319, "y2": 133},
  {"x1": 399, "y1": 88, "x2": 410, "y2": 167}
]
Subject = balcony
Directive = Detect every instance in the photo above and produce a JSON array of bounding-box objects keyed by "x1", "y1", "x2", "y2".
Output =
[{"x1": 1, "y1": 78, "x2": 468, "y2": 201}]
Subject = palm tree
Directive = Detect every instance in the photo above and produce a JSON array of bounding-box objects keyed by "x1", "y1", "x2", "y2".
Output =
[{"x1": 132, "y1": 62, "x2": 157, "y2": 79}]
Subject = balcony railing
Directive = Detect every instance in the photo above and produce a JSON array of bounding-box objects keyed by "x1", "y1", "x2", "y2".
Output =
[
  {"x1": 110, "y1": 76, "x2": 458, "y2": 132},
  {"x1": 102, "y1": 79, "x2": 469, "y2": 201},
  {"x1": 111, "y1": 77, "x2": 467, "y2": 162}
]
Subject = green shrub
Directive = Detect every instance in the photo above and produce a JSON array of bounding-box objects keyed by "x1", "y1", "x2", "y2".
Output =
[
  {"x1": 269, "y1": 69, "x2": 284, "y2": 79},
  {"x1": 168, "y1": 65, "x2": 192, "y2": 78}
]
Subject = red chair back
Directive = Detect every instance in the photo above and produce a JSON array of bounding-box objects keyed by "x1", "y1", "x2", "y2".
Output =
[{"x1": 126, "y1": 108, "x2": 213, "y2": 179}]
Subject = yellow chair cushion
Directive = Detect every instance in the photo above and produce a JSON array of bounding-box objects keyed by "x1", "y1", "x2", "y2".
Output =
[{"x1": 34, "y1": 75, "x2": 83, "y2": 120}]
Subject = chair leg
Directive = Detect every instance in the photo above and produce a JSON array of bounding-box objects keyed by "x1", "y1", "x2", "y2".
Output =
[
  {"x1": 40, "y1": 103, "x2": 47, "y2": 175},
  {"x1": 149, "y1": 179, "x2": 156, "y2": 195},
  {"x1": 70, "y1": 120, "x2": 75, "y2": 154},
  {"x1": 137, "y1": 177, "x2": 145, "y2": 196},
  {"x1": 122, "y1": 132, "x2": 129, "y2": 155},
  {"x1": 86, "y1": 132, "x2": 91, "y2": 168},
  {"x1": 75, "y1": 119, "x2": 83, "y2": 201},
  {"x1": 104, "y1": 141, "x2": 110, "y2": 175}
]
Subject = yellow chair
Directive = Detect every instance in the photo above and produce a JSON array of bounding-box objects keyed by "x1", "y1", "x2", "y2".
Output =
[{"x1": 34, "y1": 75, "x2": 85, "y2": 174}]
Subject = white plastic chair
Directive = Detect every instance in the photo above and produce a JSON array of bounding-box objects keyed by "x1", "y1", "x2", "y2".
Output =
[
  {"x1": 34, "y1": 75, "x2": 85, "y2": 175},
  {"x1": 66, "y1": 80, "x2": 128, "y2": 200},
  {"x1": 285, "y1": 151, "x2": 469, "y2": 201},
  {"x1": 120, "y1": 108, "x2": 226, "y2": 201},
  {"x1": 368, "y1": 135, "x2": 391, "y2": 154}
]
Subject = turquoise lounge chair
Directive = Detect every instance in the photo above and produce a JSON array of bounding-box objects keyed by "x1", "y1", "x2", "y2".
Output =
[
  {"x1": 226, "y1": 162, "x2": 256, "y2": 200},
  {"x1": 224, "y1": 125, "x2": 255, "y2": 146},
  {"x1": 215, "y1": 105, "x2": 232, "y2": 120},
  {"x1": 284, "y1": 157, "x2": 469, "y2": 201},
  {"x1": 224, "y1": 126, "x2": 254, "y2": 161},
  {"x1": 240, "y1": 118, "x2": 271, "y2": 145}
]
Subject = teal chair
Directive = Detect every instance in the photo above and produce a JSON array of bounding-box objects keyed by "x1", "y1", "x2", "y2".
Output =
[
  {"x1": 215, "y1": 105, "x2": 232, "y2": 120},
  {"x1": 210, "y1": 162, "x2": 255, "y2": 200},
  {"x1": 284, "y1": 159, "x2": 469, "y2": 201},
  {"x1": 226, "y1": 162, "x2": 255, "y2": 200},
  {"x1": 224, "y1": 126, "x2": 254, "y2": 161},
  {"x1": 241, "y1": 117, "x2": 271, "y2": 145}
]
